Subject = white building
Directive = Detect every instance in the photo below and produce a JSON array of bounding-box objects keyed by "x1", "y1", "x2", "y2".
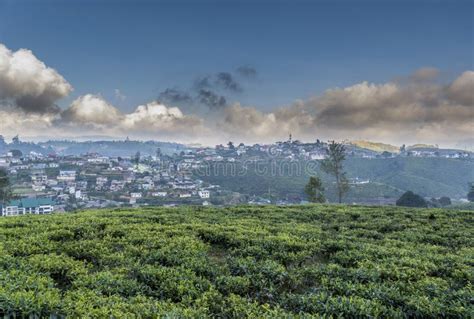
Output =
[
  {"x1": 0, "y1": 157, "x2": 9, "y2": 167},
  {"x1": 31, "y1": 174, "x2": 48, "y2": 185},
  {"x1": 110, "y1": 180, "x2": 126, "y2": 191},
  {"x1": 96, "y1": 176, "x2": 108, "y2": 185},
  {"x1": 32, "y1": 184, "x2": 46, "y2": 192},
  {"x1": 152, "y1": 191, "x2": 167, "y2": 197},
  {"x1": 1, "y1": 198, "x2": 54, "y2": 216},
  {"x1": 88, "y1": 157, "x2": 110, "y2": 164},
  {"x1": 140, "y1": 183, "x2": 154, "y2": 190},
  {"x1": 57, "y1": 170, "x2": 76, "y2": 182},
  {"x1": 198, "y1": 190, "x2": 210, "y2": 199}
]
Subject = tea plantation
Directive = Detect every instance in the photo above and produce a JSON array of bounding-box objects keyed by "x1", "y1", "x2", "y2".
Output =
[{"x1": 0, "y1": 205, "x2": 472, "y2": 318}]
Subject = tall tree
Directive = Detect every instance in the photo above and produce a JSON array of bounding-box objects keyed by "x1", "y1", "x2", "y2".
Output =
[
  {"x1": 305, "y1": 176, "x2": 325, "y2": 203},
  {"x1": 468, "y1": 183, "x2": 474, "y2": 202},
  {"x1": 134, "y1": 151, "x2": 141, "y2": 168},
  {"x1": 0, "y1": 169, "x2": 13, "y2": 205},
  {"x1": 321, "y1": 141, "x2": 350, "y2": 203}
]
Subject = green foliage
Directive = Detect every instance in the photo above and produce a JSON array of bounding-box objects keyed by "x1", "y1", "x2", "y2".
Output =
[
  {"x1": 438, "y1": 196, "x2": 452, "y2": 207},
  {"x1": 9, "y1": 149, "x2": 22, "y2": 157},
  {"x1": 396, "y1": 191, "x2": 428, "y2": 208},
  {"x1": 468, "y1": 184, "x2": 474, "y2": 202},
  {"x1": 305, "y1": 176, "x2": 325, "y2": 203},
  {"x1": 430, "y1": 196, "x2": 452, "y2": 208},
  {"x1": 0, "y1": 205, "x2": 473, "y2": 318},
  {"x1": 0, "y1": 168, "x2": 13, "y2": 204},
  {"x1": 321, "y1": 141, "x2": 350, "y2": 203}
]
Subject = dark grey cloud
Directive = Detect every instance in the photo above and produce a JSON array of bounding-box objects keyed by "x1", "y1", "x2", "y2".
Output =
[
  {"x1": 158, "y1": 88, "x2": 193, "y2": 104},
  {"x1": 215, "y1": 72, "x2": 242, "y2": 92},
  {"x1": 198, "y1": 89, "x2": 227, "y2": 109},
  {"x1": 194, "y1": 76, "x2": 212, "y2": 90},
  {"x1": 236, "y1": 65, "x2": 257, "y2": 78},
  {"x1": 14, "y1": 95, "x2": 62, "y2": 113},
  {"x1": 194, "y1": 71, "x2": 244, "y2": 93},
  {"x1": 169, "y1": 67, "x2": 257, "y2": 110}
]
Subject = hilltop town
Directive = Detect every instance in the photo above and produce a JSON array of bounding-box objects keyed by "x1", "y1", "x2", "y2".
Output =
[{"x1": 0, "y1": 135, "x2": 472, "y2": 216}]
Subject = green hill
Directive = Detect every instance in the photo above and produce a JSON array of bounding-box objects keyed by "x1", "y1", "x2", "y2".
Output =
[
  {"x1": 350, "y1": 140, "x2": 401, "y2": 153},
  {"x1": 0, "y1": 206, "x2": 472, "y2": 318},
  {"x1": 408, "y1": 144, "x2": 438, "y2": 150},
  {"x1": 197, "y1": 158, "x2": 474, "y2": 202},
  {"x1": 349, "y1": 140, "x2": 438, "y2": 153}
]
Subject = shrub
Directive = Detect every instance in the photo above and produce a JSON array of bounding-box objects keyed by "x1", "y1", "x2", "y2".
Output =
[{"x1": 396, "y1": 191, "x2": 427, "y2": 208}]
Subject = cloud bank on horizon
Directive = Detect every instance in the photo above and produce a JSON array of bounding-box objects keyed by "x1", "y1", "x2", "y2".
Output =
[{"x1": 0, "y1": 43, "x2": 472, "y2": 148}]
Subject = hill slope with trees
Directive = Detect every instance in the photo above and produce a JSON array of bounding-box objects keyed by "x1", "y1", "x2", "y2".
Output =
[{"x1": 197, "y1": 158, "x2": 474, "y2": 202}]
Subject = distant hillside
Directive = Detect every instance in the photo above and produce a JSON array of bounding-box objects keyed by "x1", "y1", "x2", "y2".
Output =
[
  {"x1": 40, "y1": 140, "x2": 188, "y2": 156},
  {"x1": 0, "y1": 140, "x2": 187, "y2": 157},
  {"x1": 350, "y1": 140, "x2": 400, "y2": 153},
  {"x1": 350, "y1": 141, "x2": 440, "y2": 153},
  {"x1": 197, "y1": 157, "x2": 474, "y2": 201},
  {"x1": 407, "y1": 144, "x2": 438, "y2": 150}
]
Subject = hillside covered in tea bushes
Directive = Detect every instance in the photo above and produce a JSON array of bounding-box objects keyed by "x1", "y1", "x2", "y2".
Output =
[{"x1": 0, "y1": 205, "x2": 473, "y2": 318}]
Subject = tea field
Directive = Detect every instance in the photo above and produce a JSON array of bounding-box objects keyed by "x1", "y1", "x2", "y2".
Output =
[{"x1": 0, "y1": 205, "x2": 472, "y2": 318}]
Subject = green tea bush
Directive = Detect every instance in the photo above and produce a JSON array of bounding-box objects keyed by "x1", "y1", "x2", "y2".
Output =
[{"x1": 0, "y1": 205, "x2": 472, "y2": 318}]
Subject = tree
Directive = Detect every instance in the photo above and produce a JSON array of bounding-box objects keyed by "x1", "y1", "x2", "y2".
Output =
[
  {"x1": 321, "y1": 141, "x2": 349, "y2": 203},
  {"x1": 396, "y1": 191, "x2": 427, "y2": 208},
  {"x1": 468, "y1": 184, "x2": 474, "y2": 202},
  {"x1": 305, "y1": 176, "x2": 325, "y2": 203},
  {"x1": 0, "y1": 169, "x2": 13, "y2": 205},
  {"x1": 429, "y1": 196, "x2": 451, "y2": 208},
  {"x1": 438, "y1": 196, "x2": 451, "y2": 207},
  {"x1": 9, "y1": 149, "x2": 22, "y2": 158},
  {"x1": 381, "y1": 151, "x2": 392, "y2": 158},
  {"x1": 134, "y1": 151, "x2": 141, "y2": 168}
]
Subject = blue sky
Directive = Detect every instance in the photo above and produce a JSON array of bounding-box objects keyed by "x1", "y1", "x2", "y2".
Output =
[
  {"x1": 0, "y1": 0, "x2": 472, "y2": 146},
  {"x1": 1, "y1": 0, "x2": 472, "y2": 112}
]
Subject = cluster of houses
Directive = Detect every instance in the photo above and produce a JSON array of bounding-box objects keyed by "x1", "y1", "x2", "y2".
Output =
[
  {"x1": 0, "y1": 135, "x2": 472, "y2": 216},
  {"x1": 0, "y1": 150, "x2": 223, "y2": 215}
]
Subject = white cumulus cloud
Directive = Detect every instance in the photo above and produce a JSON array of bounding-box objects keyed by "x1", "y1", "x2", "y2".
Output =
[
  {"x1": 0, "y1": 43, "x2": 72, "y2": 113},
  {"x1": 62, "y1": 94, "x2": 122, "y2": 125},
  {"x1": 216, "y1": 69, "x2": 474, "y2": 146}
]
